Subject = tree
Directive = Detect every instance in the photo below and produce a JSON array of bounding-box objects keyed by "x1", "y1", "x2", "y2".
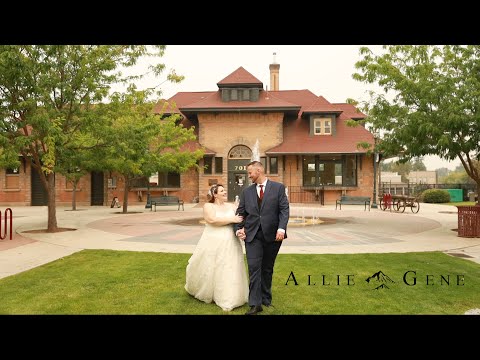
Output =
[
  {"x1": 98, "y1": 87, "x2": 204, "y2": 214},
  {"x1": 436, "y1": 167, "x2": 450, "y2": 179},
  {"x1": 55, "y1": 135, "x2": 105, "y2": 211},
  {"x1": 0, "y1": 45, "x2": 176, "y2": 231},
  {"x1": 411, "y1": 157, "x2": 426, "y2": 171},
  {"x1": 353, "y1": 45, "x2": 480, "y2": 201},
  {"x1": 440, "y1": 170, "x2": 474, "y2": 184}
]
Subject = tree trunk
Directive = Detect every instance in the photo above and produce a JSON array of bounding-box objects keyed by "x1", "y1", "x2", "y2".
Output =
[
  {"x1": 123, "y1": 177, "x2": 129, "y2": 214},
  {"x1": 47, "y1": 172, "x2": 58, "y2": 232},
  {"x1": 72, "y1": 179, "x2": 77, "y2": 211},
  {"x1": 476, "y1": 180, "x2": 480, "y2": 205}
]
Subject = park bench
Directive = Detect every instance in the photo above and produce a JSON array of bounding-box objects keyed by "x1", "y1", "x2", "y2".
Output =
[
  {"x1": 150, "y1": 196, "x2": 184, "y2": 211},
  {"x1": 335, "y1": 196, "x2": 371, "y2": 211}
]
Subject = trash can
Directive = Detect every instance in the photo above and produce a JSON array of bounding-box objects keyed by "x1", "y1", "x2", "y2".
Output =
[
  {"x1": 456, "y1": 205, "x2": 480, "y2": 237},
  {"x1": 468, "y1": 191, "x2": 477, "y2": 202}
]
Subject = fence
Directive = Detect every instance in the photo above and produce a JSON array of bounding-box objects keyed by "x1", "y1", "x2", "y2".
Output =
[
  {"x1": 1, "y1": 208, "x2": 13, "y2": 241},
  {"x1": 380, "y1": 182, "x2": 477, "y2": 201},
  {"x1": 287, "y1": 186, "x2": 324, "y2": 205}
]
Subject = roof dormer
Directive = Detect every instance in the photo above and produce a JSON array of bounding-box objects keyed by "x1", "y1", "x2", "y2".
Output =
[{"x1": 217, "y1": 67, "x2": 263, "y2": 102}]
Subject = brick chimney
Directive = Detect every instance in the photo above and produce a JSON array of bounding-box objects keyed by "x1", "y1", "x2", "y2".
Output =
[{"x1": 269, "y1": 52, "x2": 280, "y2": 91}]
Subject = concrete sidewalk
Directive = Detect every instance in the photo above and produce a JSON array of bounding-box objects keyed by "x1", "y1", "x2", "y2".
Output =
[{"x1": 1, "y1": 202, "x2": 480, "y2": 279}]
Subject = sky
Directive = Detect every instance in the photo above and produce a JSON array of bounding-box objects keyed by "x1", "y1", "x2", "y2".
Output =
[{"x1": 115, "y1": 45, "x2": 462, "y2": 171}]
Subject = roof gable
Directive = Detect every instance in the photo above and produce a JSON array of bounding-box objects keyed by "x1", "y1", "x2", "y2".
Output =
[
  {"x1": 303, "y1": 96, "x2": 343, "y2": 113},
  {"x1": 217, "y1": 66, "x2": 263, "y2": 87}
]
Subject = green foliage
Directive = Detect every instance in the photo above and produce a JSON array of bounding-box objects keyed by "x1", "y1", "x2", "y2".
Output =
[
  {"x1": 422, "y1": 189, "x2": 450, "y2": 203},
  {"x1": 440, "y1": 170, "x2": 475, "y2": 184},
  {"x1": 411, "y1": 157, "x2": 426, "y2": 171},
  {"x1": 94, "y1": 87, "x2": 204, "y2": 211},
  {"x1": 353, "y1": 45, "x2": 480, "y2": 191},
  {"x1": 0, "y1": 45, "x2": 177, "y2": 229}
]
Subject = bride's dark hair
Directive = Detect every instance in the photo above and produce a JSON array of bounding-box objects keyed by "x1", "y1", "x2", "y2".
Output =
[{"x1": 207, "y1": 184, "x2": 223, "y2": 203}]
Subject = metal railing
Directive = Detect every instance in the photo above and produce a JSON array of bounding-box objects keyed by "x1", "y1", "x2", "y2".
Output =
[{"x1": 287, "y1": 186, "x2": 324, "y2": 204}]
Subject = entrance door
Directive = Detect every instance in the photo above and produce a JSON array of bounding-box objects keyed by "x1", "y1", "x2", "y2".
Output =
[
  {"x1": 91, "y1": 171, "x2": 104, "y2": 205},
  {"x1": 229, "y1": 173, "x2": 248, "y2": 201},
  {"x1": 227, "y1": 159, "x2": 251, "y2": 201},
  {"x1": 227, "y1": 145, "x2": 253, "y2": 202}
]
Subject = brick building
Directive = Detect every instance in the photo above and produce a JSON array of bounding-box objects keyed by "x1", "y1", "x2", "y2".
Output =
[{"x1": 0, "y1": 60, "x2": 375, "y2": 206}]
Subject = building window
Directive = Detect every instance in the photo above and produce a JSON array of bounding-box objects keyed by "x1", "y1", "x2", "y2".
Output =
[
  {"x1": 231, "y1": 89, "x2": 238, "y2": 101},
  {"x1": 6, "y1": 167, "x2": 19, "y2": 174},
  {"x1": 215, "y1": 157, "x2": 223, "y2": 174},
  {"x1": 229, "y1": 145, "x2": 251, "y2": 159},
  {"x1": 302, "y1": 155, "x2": 357, "y2": 187},
  {"x1": 314, "y1": 118, "x2": 332, "y2": 135},
  {"x1": 157, "y1": 172, "x2": 180, "y2": 187},
  {"x1": 260, "y1": 157, "x2": 267, "y2": 170},
  {"x1": 269, "y1": 157, "x2": 278, "y2": 174},
  {"x1": 343, "y1": 155, "x2": 357, "y2": 186},
  {"x1": 5, "y1": 166, "x2": 20, "y2": 189},
  {"x1": 204, "y1": 156, "x2": 213, "y2": 174}
]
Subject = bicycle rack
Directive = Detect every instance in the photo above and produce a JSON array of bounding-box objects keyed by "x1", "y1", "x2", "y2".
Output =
[{"x1": 1, "y1": 208, "x2": 13, "y2": 240}]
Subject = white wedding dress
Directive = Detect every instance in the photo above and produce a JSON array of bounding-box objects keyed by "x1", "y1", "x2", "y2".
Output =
[{"x1": 185, "y1": 205, "x2": 249, "y2": 311}]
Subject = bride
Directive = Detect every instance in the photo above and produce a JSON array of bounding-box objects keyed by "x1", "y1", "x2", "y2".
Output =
[{"x1": 185, "y1": 184, "x2": 249, "y2": 311}]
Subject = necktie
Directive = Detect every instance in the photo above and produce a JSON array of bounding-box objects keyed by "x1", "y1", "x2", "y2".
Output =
[{"x1": 259, "y1": 185, "x2": 264, "y2": 201}]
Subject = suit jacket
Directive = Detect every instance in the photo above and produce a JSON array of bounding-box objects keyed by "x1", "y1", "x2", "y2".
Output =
[{"x1": 235, "y1": 180, "x2": 290, "y2": 243}]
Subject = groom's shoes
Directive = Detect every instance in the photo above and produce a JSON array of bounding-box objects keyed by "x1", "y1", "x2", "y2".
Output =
[{"x1": 245, "y1": 305, "x2": 263, "y2": 315}]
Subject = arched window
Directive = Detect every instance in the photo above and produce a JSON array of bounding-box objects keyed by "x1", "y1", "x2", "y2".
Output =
[{"x1": 229, "y1": 145, "x2": 252, "y2": 159}]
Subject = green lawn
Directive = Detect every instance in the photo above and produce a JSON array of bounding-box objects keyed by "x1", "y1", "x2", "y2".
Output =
[
  {"x1": 0, "y1": 250, "x2": 479, "y2": 315},
  {"x1": 446, "y1": 201, "x2": 477, "y2": 206}
]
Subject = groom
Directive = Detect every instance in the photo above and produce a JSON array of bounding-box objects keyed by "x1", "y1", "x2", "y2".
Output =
[{"x1": 235, "y1": 160, "x2": 290, "y2": 315}]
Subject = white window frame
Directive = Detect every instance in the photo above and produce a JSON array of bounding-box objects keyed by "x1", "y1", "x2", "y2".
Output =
[{"x1": 314, "y1": 117, "x2": 332, "y2": 135}]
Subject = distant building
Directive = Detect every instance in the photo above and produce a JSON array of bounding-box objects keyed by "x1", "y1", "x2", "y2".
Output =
[
  {"x1": 380, "y1": 172, "x2": 403, "y2": 184},
  {"x1": 407, "y1": 171, "x2": 437, "y2": 185}
]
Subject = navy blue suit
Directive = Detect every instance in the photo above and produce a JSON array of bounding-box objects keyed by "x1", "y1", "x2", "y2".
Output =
[{"x1": 235, "y1": 180, "x2": 290, "y2": 307}]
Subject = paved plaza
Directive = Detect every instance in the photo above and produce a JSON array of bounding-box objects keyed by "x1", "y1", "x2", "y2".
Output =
[{"x1": 1, "y1": 202, "x2": 480, "y2": 279}]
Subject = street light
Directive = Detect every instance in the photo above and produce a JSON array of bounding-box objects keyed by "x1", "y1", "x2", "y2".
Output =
[
  {"x1": 145, "y1": 177, "x2": 151, "y2": 209},
  {"x1": 371, "y1": 131, "x2": 380, "y2": 209},
  {"x1": 372, "y1": 151, "x2": 379, "y2": 209}
]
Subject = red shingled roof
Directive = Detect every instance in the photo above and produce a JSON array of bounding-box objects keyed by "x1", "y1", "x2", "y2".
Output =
[
  {"x1": 333, "y1": 103, "x2": 367, "y2": 119},
  {"x1": 217, "y1": 66, "x2": 263, "y2": 87},
  {"x1": 154, "y1": 98, "x2": 216, "y2": 155},
  {"x1": 303, "y1": 96, "x2": 343, "y2": 113},
  {"x1": 155, "y1": 66, "x2": 373, "y2": 155},
  {"x1": 268, "y1": 89, "x2": 319, "y2": 108},
  {"x1": 154, "y1": 92, "x2": 215, "y2": 115},
  {"x1": 266, "y1": 114, "x2": 374, "y2": 154},
  {"x1": 179, "y1": 90, "x2": 300, "y2": 111}
]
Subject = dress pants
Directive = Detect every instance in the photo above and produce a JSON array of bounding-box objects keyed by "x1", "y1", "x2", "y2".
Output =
[{"x1": 245, "y1": 226, "x2": 282, "y2": 306}]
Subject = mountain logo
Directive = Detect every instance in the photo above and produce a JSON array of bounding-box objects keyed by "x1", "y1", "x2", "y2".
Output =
[{"x1": 365, "y1": 270, "x2": 395, "y2": 290}]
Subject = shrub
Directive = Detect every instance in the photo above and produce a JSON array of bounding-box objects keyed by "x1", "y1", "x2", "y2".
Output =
[{"x1": 422, "y1": 189, "x2": 450, "y2": 203}]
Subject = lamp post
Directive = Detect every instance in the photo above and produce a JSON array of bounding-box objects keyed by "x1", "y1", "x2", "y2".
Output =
[
  {"x1": 372, "y1": 151, "x2": 378, "y2": 209},
  {"x1": 145, "y1": 177, "x2": 151, "y2": 209},
  {"x1": 371, "y1": 132, "x2": 379, "y2": 209}
]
